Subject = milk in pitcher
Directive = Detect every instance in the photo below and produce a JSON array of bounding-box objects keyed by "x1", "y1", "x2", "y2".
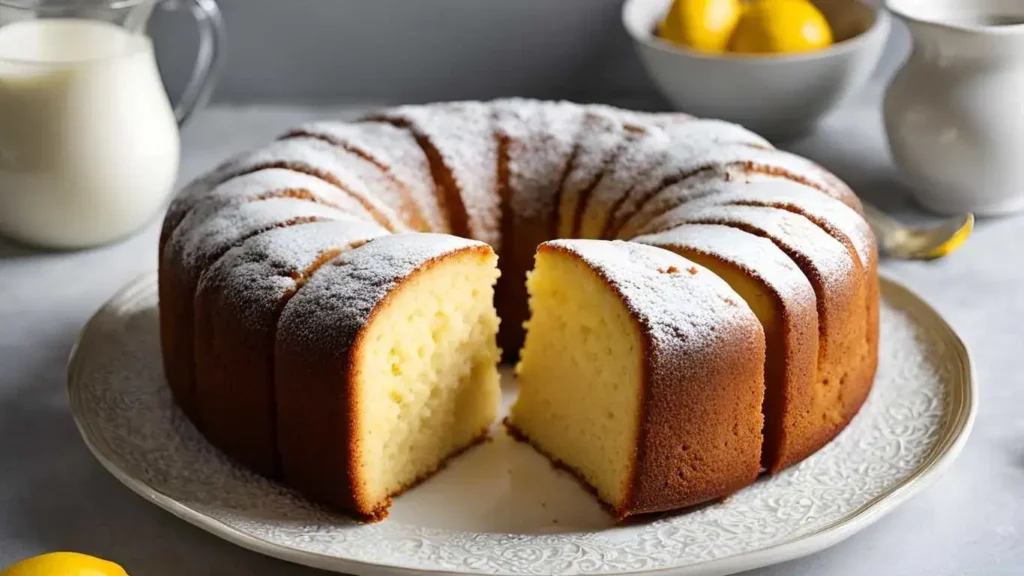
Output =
[{"x1": 0, "y1": 18, "x2": 180, "y2": 248}]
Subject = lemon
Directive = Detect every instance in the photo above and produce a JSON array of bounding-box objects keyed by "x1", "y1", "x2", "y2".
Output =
[
  {"x1": 728, "y1": 0, "x2": 833, "y2": 55},
  {"x1": 1, "y1": 552, "x2": 127, "y2": 576},
  {"x1": 657, "y1": 0, "x2": 744, "y2": 53}
]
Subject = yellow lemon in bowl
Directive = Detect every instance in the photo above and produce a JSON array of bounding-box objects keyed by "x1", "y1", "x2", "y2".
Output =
[
  {"x1": 728, "y1": 0, "x2": 834, "y2": 54},
  {"x1": 657, "y1": 0, "x2": 744, "y2": 53},
  {"x1": 1, "y1": 552, "x2": 127, "y2": 576}
]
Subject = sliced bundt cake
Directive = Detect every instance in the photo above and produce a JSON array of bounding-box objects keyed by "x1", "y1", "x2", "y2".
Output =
[{"x1": 159, "y1": 99, "x2": 880, "y2": 522}]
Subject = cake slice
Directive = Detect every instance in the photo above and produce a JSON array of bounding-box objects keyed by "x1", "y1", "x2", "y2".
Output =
[
  {"x1": 193, "y1": 219, "x2": 389, "y2": 476},
  {"x1": 509, "y1": 240, "x2": 765, "y2": 519},
  {"x1": 274, "y1": 234, "x2": 502, "y2": 520},
  {"x1": 635, "y1": 225, "x2": 819, "y2": 472}
]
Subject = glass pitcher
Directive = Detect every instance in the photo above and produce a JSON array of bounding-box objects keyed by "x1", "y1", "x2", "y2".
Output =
[{"x1": 0, "y1": 0, "x2": 225, "y2": 249}]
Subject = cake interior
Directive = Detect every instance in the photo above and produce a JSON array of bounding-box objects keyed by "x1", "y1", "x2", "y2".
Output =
[
  {"x1": 355, "y1": 249, "x2": 502, "y2": 508},
  {"x1": 509, "y1": 247, "x2": 642, "y2": 511}
]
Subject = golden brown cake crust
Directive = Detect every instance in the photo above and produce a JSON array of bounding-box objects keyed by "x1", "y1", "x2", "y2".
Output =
[
  {"x1": 192, "y1": 220, "x2": 387, "y2": 478},
  {"x1": 635, "y1": 224, "x2": 820, "y2": 473},
  {"x1": 159, "y1": 199, "x2": 349, "y2": 424}
]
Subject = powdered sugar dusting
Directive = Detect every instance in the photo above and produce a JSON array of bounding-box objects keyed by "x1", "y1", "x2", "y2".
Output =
[
  {"x1": 284, "y1": 121, "x2": 448, "y2": 232},
  {"x1": 279, "y1": 233, "x2": 489, "y2": 352},
  {"x1": 617, "y1": 143, "x2": 866, "y2": 241},
  {"x1": 170, "y1": 198, "x2": 354, "y2": 283},
  {"x1": 616, "y1": 175, "x2": 736, "y2": 240},
  {"x1": 690, "y1": 182, "x2": 876, "y2": 268},
  {"x1": 635, "y1": 224, "x2": 816, "y2": 312},
  {"x1": 198, "y1": 220, "x2": 390, "y2": 332},
  {"x1": 170, "y1": 169, "x2": 376, "y2": 243},
  {"x1": 580, "y1": 129, "x2": 676, "y2": 238},
  {"x1": 558, "y1": 108, "x2": 635, "y2": 237},
  {"x1": 605, "y1": 122, "x2": 775, "y2": 236},
  {"x1": 543, "y1": 239, "x2": 759, "y2": 355},
  {"x1": 366, "y1": 102, "x2": 501, "y2": 248},
  {"x1": 164, "y1": 138, "x2": 407, "y2": 242},
  {"x1": 672, "y1": 204, "x2": 856, "y2": 292},
  {"x1": 284, "y1": 137, "x2": 417, "y2": 229},
  {"x1": 494, "y1": 99, "x2": 584, "y2": 221}
]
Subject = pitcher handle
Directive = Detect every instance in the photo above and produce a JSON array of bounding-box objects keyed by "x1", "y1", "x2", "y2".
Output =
[{"x1": 162, "y1": 0, "x2": 226, "y2": 126}]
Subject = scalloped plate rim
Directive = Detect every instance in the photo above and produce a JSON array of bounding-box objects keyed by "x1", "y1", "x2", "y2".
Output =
[{"x1": 67, "y1": 272, "x2": 977, "y2": 576}]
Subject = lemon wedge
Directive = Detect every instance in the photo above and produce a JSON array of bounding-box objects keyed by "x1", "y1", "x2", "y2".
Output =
[
  {"x1": 1, "y1": 552, "x2": 128, "y2": 576},
  {"x1": 657, "y1": 0, "x2": 744, "y2": 53},
  {"x1": 728, "y1": 0, "x2": 833, "y2": 55}
]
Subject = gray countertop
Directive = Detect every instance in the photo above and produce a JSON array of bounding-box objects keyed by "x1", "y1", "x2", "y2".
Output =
[{"x1": 1, "y1": 93, "x2": 1022, "y2": 575}]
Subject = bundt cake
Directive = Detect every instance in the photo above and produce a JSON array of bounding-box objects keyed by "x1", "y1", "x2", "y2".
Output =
[{"x1": 158, "y1": 98, "x2": 879, "y2": 522}]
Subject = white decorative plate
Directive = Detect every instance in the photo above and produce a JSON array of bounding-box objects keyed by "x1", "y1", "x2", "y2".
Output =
[{"x1": 68, "y1": 273, "x2": 975, "y2": 576}]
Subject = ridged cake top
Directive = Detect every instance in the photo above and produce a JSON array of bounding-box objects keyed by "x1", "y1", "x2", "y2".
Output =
[
  {"x1": 282, "y1": 122, "x2": 448, "y2": 233},
  {"x1": 197, "y1": 220, "x2": 389, "y2": 330},
  {"x1": 169, "y1": 198, "x2": 353, "y2": 281},
  {"x1": 557, "y1": 108, "x2": 636, "y2": 237},
  {"x1": 686, "y1": 181, "x2": 875, "y2": 268},
  {"x1": 541, "y1": 239, "x2": 761, "y2": 355},
  {"x1": 160, "y1": 98, "x2": 870, "y2": 354},
  {"x1": 168, "y1": 169, "x2": 377, "y2": 243},
  {"x1": 495, "y1": 100, "x2": 584, "y2": 222},
  {"x1": 366, "y1": 101, "x2": 501, "y2": 247},
  {"x1": 673, "y1": 204, "x2": 857, "y2": 292},
  {"x1": 169, "y1": 139, "x2": 408, "y2": 236},
  {"x1": 635, "y1": 224, "x2": 817, "y2": 311},
  {"x1": 660, "y1": 119, "x2": 770, "y2": 149}
]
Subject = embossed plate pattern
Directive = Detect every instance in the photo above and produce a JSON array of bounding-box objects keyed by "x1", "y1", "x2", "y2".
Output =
[{"x1": 68, "y1": 274, "x2": 975, "y2": 576}]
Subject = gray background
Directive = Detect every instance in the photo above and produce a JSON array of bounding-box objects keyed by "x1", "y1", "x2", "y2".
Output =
[
  {"x1": 4, "y1": 2, "x2": 1023, "y2": 576},
  {"x1": 150, "y1": 0, "x2": 908, "y2": 107}
]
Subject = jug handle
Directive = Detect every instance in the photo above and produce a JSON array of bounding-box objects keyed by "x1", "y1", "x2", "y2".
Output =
[{"x1": 162, "y1": 0, "x2": 226, "y2": 127}]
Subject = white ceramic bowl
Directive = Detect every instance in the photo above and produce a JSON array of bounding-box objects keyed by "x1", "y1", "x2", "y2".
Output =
[{"x1": 623, "y1": 0, "x2": 891, "y2": 138}]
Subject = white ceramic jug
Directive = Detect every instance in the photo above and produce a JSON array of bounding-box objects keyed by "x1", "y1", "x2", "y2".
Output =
[
  {"x1": 0, "y1": 0, "x2": 224, "y2": 249},
  {"x1": 884, "y1": 0, "x2": 1024, "y2": 216}
]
